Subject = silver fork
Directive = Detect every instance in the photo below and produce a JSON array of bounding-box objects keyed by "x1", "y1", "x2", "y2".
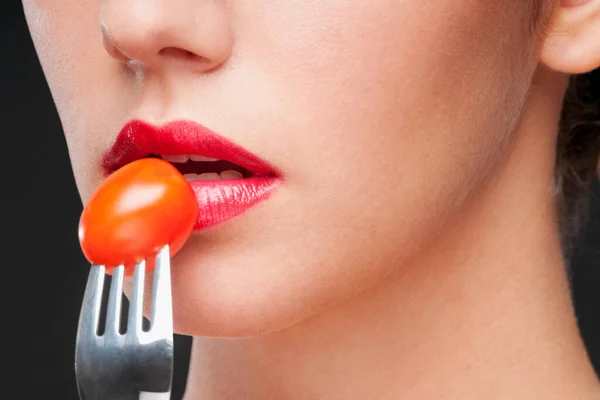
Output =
[{"x1": 75, "y1": 245, "x2": 174, "y2": 400}]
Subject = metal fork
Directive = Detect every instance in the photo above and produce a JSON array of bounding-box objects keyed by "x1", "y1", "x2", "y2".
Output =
[{"x1": 75, "y1": 245, "x2": 174, "y2": 400}]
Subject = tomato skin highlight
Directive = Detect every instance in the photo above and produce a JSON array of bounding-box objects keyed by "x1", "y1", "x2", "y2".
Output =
[{"x1": 78, "y1": 158, "x2": 199, "y2": 274}]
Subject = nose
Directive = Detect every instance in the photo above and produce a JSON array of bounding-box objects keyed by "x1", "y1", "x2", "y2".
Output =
[{"x1": 99, "y1": 0, "x2": 232, "y2": 73}]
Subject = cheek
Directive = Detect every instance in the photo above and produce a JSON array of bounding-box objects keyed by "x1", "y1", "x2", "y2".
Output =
[
  {"x1": 235, "y1": 0, "x2": 536, "y2": 224},
  {"x1": 22, "y1": 0, "x2": 100, "y2": 122},
  {"x1": 23, "y1": 0, "x2": 132, "y2": 199},
  {"x1": 251, "y1": 1, "x2": 537, "y2": 298}
]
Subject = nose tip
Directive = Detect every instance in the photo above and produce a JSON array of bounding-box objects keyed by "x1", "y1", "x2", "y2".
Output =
[{"x1": 99, "y1": 1, "x2": 232, "y2": 73}]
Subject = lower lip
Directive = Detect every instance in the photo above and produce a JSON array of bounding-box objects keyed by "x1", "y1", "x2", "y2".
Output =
[{"x1": 189, "y1": 176, "x2": 282, "y2": 230}]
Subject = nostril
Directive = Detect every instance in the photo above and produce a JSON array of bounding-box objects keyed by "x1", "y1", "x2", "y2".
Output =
[{"x1": 158, "y1": 47, "x2": 203, "y2": 62}]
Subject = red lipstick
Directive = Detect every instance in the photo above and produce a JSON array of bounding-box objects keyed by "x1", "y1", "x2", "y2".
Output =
[{"x1": 103, "y1": 120, "x2": 282, "y2": 230}]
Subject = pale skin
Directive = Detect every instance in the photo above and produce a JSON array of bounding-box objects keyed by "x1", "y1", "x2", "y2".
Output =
[{"x1": 22, "y1": 0, "x2": 600, "y2": 398}]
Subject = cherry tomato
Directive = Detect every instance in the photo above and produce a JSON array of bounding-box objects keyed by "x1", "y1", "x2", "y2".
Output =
[{"x1": 79, "y1": 158, "x2": 198, "y2": 274}]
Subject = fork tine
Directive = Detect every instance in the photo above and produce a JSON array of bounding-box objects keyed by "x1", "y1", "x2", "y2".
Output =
[
  {"x1": 77, "y1": 264, "x2": 105, "y2": 338},
  {"x1": 150, "y1": 245, "x2": 172, "y2": 332},
  {"x1": 76, "y1": 253, "x2": 174, "y2": 398},
  {"x1": 128, "y1": 260, "x2": 146, "y2": 333},
  {"x1": 105, "y1": 265, "x2": 125, "y2": 335}
]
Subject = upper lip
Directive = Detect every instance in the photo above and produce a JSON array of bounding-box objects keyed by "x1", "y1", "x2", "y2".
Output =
[{"x1": 102, "y1": 119, "x2": 280, "y2": 176}]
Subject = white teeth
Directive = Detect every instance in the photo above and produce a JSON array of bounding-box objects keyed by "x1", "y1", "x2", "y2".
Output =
[
  {"x1": 198, "y1": 173, "x2": 221, "y2": 180},
  {"x1": 161, "y1": 154, "x2": 220, "y2": 162},
  {"x1": 183, "y1": 171, "x2": 245, "y2": 182},
  {"x1": 183, "y1": 173, "x2": 219, "y2": 181},
  {"x1": 220, "y1": 170, "x2": 244, "y2": 180},
  {"x1": 183, "y1": 173, "x2": 199, "y2": 182},
  {"x1": 189, "y1": 155, "x2": 220, "y2": 162},
  {"x1": 162, "y1": 154, "x2": 189, "y2": 163}
]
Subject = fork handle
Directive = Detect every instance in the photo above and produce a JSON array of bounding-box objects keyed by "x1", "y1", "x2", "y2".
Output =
[{"x1": 139, "y1": 391, "x2": 171, "y2": 400}]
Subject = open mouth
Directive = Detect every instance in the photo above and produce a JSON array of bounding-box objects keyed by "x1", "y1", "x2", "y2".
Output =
[
  {"x1": 102, "y1": 120, "x2": 282, "y2": 231},
  {"x1": 103, "y1": 119, "x2": 280, "y2": 178},
  {"x1": 148, "y1": 154, "x2": 252, "y2": 181}
]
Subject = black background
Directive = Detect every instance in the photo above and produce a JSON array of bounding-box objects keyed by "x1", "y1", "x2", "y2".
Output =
[{"x1": 3, "y1": 2, "x2": 597, "y2": 399}]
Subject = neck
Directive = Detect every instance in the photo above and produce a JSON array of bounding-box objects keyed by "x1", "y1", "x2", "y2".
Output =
[{"x1": 183, "y1": 68, "x2": 600, "y2": 399}]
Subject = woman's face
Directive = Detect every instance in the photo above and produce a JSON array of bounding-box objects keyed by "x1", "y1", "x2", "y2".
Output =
[{"x1": 23, "y1": 0, "x2": 541, "y2": 336}]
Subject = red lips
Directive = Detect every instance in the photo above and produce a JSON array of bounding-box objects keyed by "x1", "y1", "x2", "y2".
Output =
[{"x1": 102, "y1": 120, "x2": 282, "y2": 230}]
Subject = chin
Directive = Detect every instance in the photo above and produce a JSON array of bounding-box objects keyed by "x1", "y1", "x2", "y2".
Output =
[
  {"x1": 170, "y1": 286, "x2": 321, "y2": 338},
  {"x1": 166, "y1": 250, "x2": 347, "y2": 338}
]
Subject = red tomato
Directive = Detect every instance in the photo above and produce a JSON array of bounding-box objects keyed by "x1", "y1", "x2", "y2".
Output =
[{"x1": 78, "y1": 158, "x2": 198, "y2": 274}]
